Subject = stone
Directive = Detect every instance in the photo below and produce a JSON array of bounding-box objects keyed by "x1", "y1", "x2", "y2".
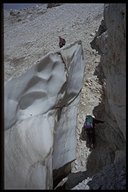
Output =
[
  {"x1": 87, "y1": 162, "x2": 126, "y2": 190},
  {"x1": 90, "y1": 32, "x2": 95, "y2": 37},
  {"x1": 94, "y1": 58, "x2": 100, "y2": 63},
  {"x1": 47, "y1": 4, "x2": 63, "y2": 9},
  {"x1": 65, "y1": 171, "x2": 87, "y2": 189},
  {"x1": 86, "y1": 4, "x2": 126, "y2": 181}
]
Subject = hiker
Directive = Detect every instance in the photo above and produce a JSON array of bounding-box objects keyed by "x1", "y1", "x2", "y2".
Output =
[
  {"x1": 59, "y1": 36, "x2": 66, "y2": 48},
  {"x1": 83, "y1": 115, "x2": 104, "y2": 149}
]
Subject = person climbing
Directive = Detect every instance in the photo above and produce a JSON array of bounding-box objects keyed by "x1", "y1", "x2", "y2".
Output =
[
  {"x1": 83, "y1": 114, "x2": 104, "y2": 150},
  {"x1": 59, "y1": 36, "x2": 66, "y2": 48}
]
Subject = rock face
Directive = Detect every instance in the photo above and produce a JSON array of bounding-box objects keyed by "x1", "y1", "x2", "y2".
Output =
[
  {"x1": 88, "y1": 161, "x2": 126, "y2": 190},
  {"x1": 85, "y1": 3, "x2": 126, "y2": 189},
  {"x1": 71, "y1": 4, "x2": 126, "y2": 190},
  {"x1": 4, "y1": 41, "x2": 85, "y2": 189}
]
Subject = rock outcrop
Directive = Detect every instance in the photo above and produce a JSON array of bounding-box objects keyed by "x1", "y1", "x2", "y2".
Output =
[
  {"x1": 4, "y1": 41, "x2": 86, "y2": 189},
  {"x1": 85, "y1": 3, "x2": 126, "y2": 189},
  {"x1": 88, "y1": 161, "x2": 126, "y2": 190},
  {"x1": 47, "y1": 4, "x2": 63, "y2": 9}
]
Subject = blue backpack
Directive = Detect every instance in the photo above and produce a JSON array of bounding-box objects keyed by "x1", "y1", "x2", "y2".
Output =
[{"x1": 84, "y1": 115, "x2": 93, "y2": 129}]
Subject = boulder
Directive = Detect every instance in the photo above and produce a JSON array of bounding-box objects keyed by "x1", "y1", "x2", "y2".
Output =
[{"x1": 47, "y1": 4, "x2": 63, "y2": 9}]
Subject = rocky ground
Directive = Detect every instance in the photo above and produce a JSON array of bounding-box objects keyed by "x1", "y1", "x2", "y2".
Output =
[{"x1": 4, "y1": 3, "x2": 104, "y2": 189}]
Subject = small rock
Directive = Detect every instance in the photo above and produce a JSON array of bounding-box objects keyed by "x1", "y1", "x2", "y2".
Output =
[
  {"x1": 17, "y1": 19, "x2": 22, "y2": 22},
  {"x1": 75, "y1": 164, "x2": 78, "y2": 169},
  {"x1": 75, "y1": 160, "x2": 78, "y2": 165},
  {"x1": 95, "y1": 58, "x2": 100, "y2": 63},
  {"x1": 90, "y1": 32, "x2": 95, "y2": 37},
  {"x1": 81, "y1": 161, "x2": 84, "y2": 166},
  {"x1": 92, "y1": 50, "x2": 96, "y2": 54}
]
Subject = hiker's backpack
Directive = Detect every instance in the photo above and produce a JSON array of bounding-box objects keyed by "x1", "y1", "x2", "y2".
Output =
[{"x1": 84, "y1": 115, "x2": 93, "y2": 129}]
